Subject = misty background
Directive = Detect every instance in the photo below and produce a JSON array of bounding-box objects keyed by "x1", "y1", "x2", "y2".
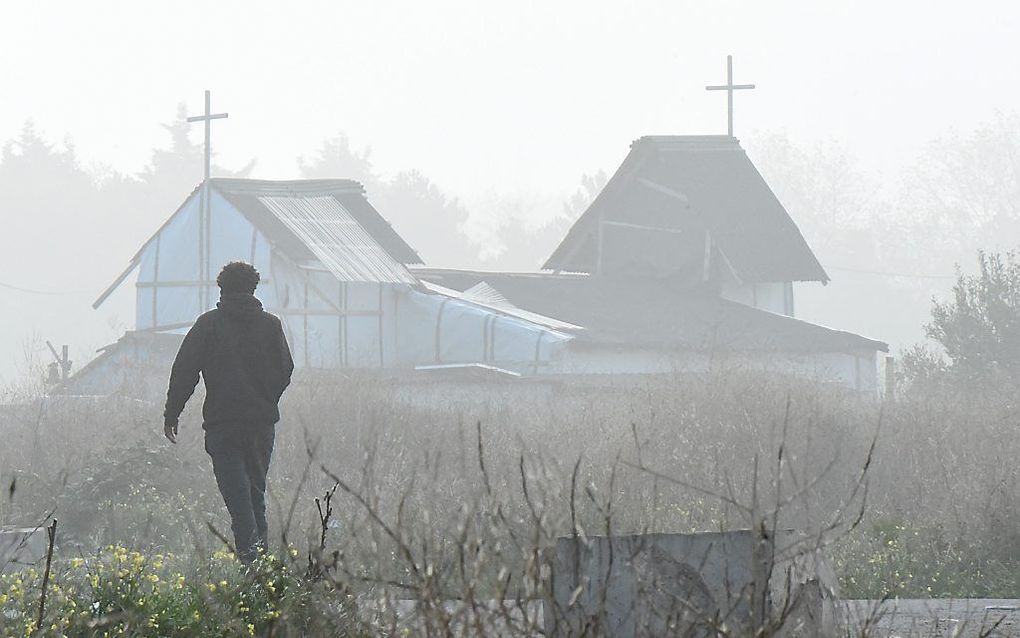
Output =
[{"x1": 2, "y1": 0, "x2": 1019, "y2": 383}]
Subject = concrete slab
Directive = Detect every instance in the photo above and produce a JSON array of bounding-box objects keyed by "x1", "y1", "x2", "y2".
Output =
[
  {"x1": 544, "y1": 530, "x2": 840, "y2": 637},
  {"x1": 0, "y1": 526, "x2": 47, "y2": 574},
  {"x1": 845, "y1": 599, "x2": 1020, "y2": 637}
]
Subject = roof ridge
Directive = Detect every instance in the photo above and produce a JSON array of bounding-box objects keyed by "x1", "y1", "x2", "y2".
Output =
[
  {"x1": 210, "y1": 177, "x2": 366, "y2": 195},
  {"x1": 632, "y1": 135, "x2": 743, "y2": 151}
]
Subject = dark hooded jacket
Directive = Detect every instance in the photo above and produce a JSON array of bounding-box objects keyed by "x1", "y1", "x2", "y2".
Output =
[{"x1": 164, "y1": 293, "x2": 294, "y2": 429}]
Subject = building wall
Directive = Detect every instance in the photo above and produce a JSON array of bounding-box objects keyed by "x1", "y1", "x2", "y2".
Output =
[
  {"x1": 554, "y1": 345, "x2": 882, "y2": 394},
  {"x1": 720, "y1": 281, "x2": 794, "y2": 316},
  {"x1": 267, "y1": 261, "x2": 397, "y2": 370},
  {"x1": 135, "y1": 189, "x2": 273, "y2": 330}
]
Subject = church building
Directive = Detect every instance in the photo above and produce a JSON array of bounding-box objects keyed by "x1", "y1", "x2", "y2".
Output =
[
  {"x1": 70, "y1": 136, "x2": 886, "y2": 396},
  {"x1": 416, "y1": 135, "x2": 886, "y2": 390}
]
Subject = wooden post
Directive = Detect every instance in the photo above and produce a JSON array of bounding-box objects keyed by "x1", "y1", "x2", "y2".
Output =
[
  {"x1": 885, "y1": 356, "x2": 896, "y2": 401},
  {"x1": 726, "y1": 55, "x2": 734, "y2": 136}
]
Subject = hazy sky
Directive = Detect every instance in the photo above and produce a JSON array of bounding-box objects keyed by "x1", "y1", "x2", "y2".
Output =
[
  {"x1": 1, "y1": 0, "x2": 1018, "y2": 383},
  {"x1": 3, "y1": 0, "x2": 1018, "y2": 212}
]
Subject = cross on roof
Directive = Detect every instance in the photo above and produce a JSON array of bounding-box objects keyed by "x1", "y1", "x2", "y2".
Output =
[
  {"x1": 186, "y1": 90, "x2": 228, "y2": 183},
  {"x1": 705, "y1": 55, "x2": 755, "y2": 137},
  {"x1": 186, "y1": 90, "x2": 228, "y2": 309}
]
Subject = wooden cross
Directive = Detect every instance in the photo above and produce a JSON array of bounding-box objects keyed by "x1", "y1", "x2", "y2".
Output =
[
  {"x1": 705, "y1": 55, "x2": 755, "y2": 137},
  {"x1": 45, "y1": 341, "x2": 71, "y2": 383},
  {"x1": 187, "y1": 90, "x2": 228, "y2": 307},
  {"x1": 187, "y1": 89, "x2": 228, "y2": 183}
]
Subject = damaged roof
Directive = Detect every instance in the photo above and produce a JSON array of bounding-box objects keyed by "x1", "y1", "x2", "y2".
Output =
[
  {"x1": 213, "y1": 178, "x2": 422, "y2": 269},
  {"x1": 95, "y1": 178, "x2": 422, "y2": 307},
  {"x1": 415, "y1": 268, "x2": 887, "y2": 354},
  {"x1": 543, "y1": 136, "x2": 829, "y2": 284}
]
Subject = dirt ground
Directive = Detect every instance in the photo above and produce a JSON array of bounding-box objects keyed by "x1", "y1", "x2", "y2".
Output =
[{"x1": 845, "y1": 600, "x2": 1020, "y2": 637}]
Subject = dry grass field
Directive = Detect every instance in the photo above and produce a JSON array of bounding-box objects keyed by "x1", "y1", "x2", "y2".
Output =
[{"x1": 1, "y1": 363, "x2": 1019, "y2": 635}]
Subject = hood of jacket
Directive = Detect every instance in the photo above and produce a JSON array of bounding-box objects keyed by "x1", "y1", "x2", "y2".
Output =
[{"x1": 217, "y1": 293, "x2": 264, "y2": 322}]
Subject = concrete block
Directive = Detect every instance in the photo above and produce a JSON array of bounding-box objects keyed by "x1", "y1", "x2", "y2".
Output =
[
  {"x1": 544, "y1": 530, "x2": 841, "y2": 637},
  {"x1": 0, "y1": 527, "x2": 48, "y2": 574}
]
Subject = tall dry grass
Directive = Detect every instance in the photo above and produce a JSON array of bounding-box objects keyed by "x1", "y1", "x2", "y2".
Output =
[{"x1": 1, "y1": 363, "x2": 1018, "y2": 635}]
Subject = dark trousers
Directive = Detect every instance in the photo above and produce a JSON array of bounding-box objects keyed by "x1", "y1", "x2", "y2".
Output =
[{"x1": 204, "y1": 423, "x2": 276, "y2": 563}]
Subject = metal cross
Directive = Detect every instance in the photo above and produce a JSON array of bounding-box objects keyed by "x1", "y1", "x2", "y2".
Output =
[
  {"x1": 705, "y1": 55, "x2": 755, "y2": 137},
  {"x1": 187, "y1": 90, "x2": 228, "y2": 308}
]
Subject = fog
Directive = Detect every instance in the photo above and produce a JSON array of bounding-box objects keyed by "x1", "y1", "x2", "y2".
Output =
[
  {"x1": 2, "y1": 0, "x2": 1019, "y2": 380},
  {"x1": 3, "y1": 2, "x2": 1020, "y2": 635},
  {"x1": 2, "y1": 1, "x2": 1019, "y2": 381}
]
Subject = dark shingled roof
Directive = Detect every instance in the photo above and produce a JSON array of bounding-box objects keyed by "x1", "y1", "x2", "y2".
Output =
[
  {"x1": 544, "y1": 136, "x2": 829, "y2": 283},
  {"x1": 415, "y1": 268, "x2": 887, "y2": 354}
]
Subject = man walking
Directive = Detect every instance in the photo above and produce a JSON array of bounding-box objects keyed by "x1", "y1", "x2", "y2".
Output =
[{"x1": 163, "y1": 261, "x2": 294, "y2": 562}]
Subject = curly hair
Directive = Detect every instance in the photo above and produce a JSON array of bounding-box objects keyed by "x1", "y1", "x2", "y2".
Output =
[{"x1": 216, "y1": 261, "x2": 260, "y2": 294}]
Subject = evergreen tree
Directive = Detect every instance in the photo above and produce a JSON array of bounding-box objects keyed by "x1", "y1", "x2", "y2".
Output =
[{"x1": 0, "y1": 121, "x2": 102, "y2": 287}]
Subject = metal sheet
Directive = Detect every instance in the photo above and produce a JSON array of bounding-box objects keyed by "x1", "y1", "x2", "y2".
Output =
[
  {"x1": 419, "y1": 280, "x2": 582, "y2": 332},
  {"x1": 258, "y1": 195, "x2": 417, "y2": 284}
]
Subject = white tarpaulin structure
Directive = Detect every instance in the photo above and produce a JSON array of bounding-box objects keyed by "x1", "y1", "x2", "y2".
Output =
[{"x1": 90, "y1": 178, "x2": 573, "y2": 377}]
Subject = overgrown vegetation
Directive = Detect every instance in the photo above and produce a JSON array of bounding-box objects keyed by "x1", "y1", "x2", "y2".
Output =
[
  {"x1": 903, "y1": 248, "x2": 1020, "y2": 386},
  {"x1": 0, "y1": 547, "x2": 361, "y2": 637},
  {"x1": 2, "y1": 346, "x2": 1019, "y2": 635}
]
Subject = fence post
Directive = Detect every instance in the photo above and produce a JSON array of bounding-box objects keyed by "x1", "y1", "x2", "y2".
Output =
[{"x1": 885, "y1": 356, "x2": 896, "y2": 401}]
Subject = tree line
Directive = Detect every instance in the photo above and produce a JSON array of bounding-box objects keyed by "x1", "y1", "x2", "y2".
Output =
[{"x1": 1, "y1": 107, "x2": 1018, "y2": 386}]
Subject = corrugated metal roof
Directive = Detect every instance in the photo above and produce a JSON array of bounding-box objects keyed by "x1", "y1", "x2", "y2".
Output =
[
  {"x1": 259, "y1": 195, "x2": 417, "y2": 284},
  {"x1": 214, "y1": 178, "x2": 423, "y2": 266}
]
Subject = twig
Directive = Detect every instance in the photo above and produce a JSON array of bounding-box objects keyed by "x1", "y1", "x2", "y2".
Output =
[
  {"x1": 316, "y1": 481, "x2": 339, "y2": 552},
  {"x1": 35, "y1": 518, "x2": 57, "y2": 635},
  {"x1": 205, "y1": 521, "x2": 237, "y2": 557}
]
